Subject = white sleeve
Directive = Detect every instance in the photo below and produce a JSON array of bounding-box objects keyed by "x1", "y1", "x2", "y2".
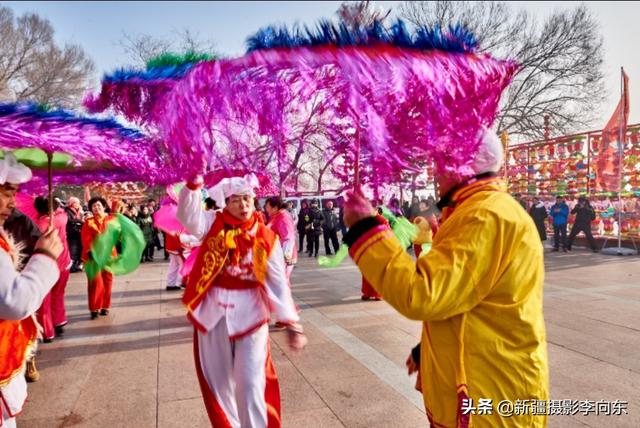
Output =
[
  {"x1": 264, "y1": 242, "x2": 299, "y2": 323},
  {"x1": 177, "y1": 186, "x2": 216, "y2": 241},
  {"x1": 281, "y1": 237, "x2": 295, "y2": 261},
  {"x1": 0, "y1": 253, "x2": 60, "y2": 320},
  {"x1": 178, "y1": 233, "x2": 200, "y2": 245}
]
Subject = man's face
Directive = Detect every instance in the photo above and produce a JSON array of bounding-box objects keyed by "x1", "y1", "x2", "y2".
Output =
[
  {"x1": 556, "y1": 197, "x2": 563, "y2": 204},
  {"x1": 311, "y1": 202, "x2": 318, "y2": 210},
  {"x1": 226, "y1": 194, "x2": 255, "y2": 221},
  {"x1": 326, "y1": 201, "x2": 333, "y2": 210},
  {"x1": 0, "y1": 183, "x2": 18, "y2": 226},
  {"x1": 419, "y1": 201, "x2": 428, "y2": 211},
  {"x1": 91, "y1": 201, "x2": 105, "y2": 217}
]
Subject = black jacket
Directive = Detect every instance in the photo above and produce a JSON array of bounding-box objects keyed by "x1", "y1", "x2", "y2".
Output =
[
  {"x1": 308, "y1": 207, "x2": 324, "y2": 235},
  {"x1": 572, "y1": 203, "x2": 596, "y2": 227},
  {"x1": 297, "y1": 208, "x2": 311, "y2": 232},
  {"x1": 321, "y1": 208, "x2": 339, "y2": 232}
]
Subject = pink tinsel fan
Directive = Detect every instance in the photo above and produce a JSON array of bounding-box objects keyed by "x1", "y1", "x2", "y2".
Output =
[{"x1": 153, "y1": 44, "x2": 516, "y2": 183}]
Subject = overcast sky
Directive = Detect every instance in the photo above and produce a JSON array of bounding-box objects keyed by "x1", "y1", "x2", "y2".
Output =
[{"x1": 5, "y1": 1, "x2": 640, "y2": 128}]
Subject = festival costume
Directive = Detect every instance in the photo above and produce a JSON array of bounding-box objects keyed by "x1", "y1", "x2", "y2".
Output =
[
  {"x1": 267, "y1": 210, "x2": 297, "y2": 279},
  {"x1": 81, "y1": 215, "x2": 115, "y2": 313},
  {"x1": 35, "y1": 208, "x2": 71, "y2": 339},
  {"x1": 178, "y1": 180, "x2": 299, "y2": 428},
  {"x1": 164, "y1": 232, "x2": 198, "y2": 287},
  {"x1": 0, "y1": 228, "x2": 59, "y2": 428},
  {"x1": 345, "y1": 178, "x2": 548, "y2": 428}
]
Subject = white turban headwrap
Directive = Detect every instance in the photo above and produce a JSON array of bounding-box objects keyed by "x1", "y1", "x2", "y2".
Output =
[
  {"x1": 207, "y1": 173, "x2": 259, "y2": 209},
  {"x1": 470, "y1": 128, "x2": 504, "y2": 175},
  {"x1": 0, "y1": 152, "x2": 32, "y2": 185}
]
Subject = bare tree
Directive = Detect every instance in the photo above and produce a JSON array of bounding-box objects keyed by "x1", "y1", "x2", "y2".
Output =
[
  {"x1": 400, "y1": 1, "x2": 605, "y2": 140},
  {"x1": 0, "y1": 6, "x2": 95, "y2": 107},
  {"x1": 337, "y1": 0, "x2": 391, "y2": 29},
  {"x1": 119, "y1": 29, "x2": 219, "y2": 67}
]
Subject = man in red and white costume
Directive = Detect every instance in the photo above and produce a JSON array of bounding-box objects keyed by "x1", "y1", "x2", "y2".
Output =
[
  {"x1": 0, "y1": 153, "x2": 63, "y2": 428},
  {"x1": 177, "y1": 173, "x2": 306, "y2": 428},
  {"x1": 164, "y1": 229, "x2": 198, "y2": 291}
]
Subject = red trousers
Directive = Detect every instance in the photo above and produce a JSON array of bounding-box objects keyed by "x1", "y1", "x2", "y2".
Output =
[
  {"x1": 87, "y1": 270, "x2": 113, "y2": 312},
  {"x1": 361, "y1": 277, "x2": 381, "y2": 299},
  {"x1": 37, "y1": 269, "x2": 70, "y2": 339}
]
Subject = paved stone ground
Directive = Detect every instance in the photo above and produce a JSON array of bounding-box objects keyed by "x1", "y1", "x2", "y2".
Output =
[{"x1": 19, "y1": 246, "x2": 640, "y2": 427}]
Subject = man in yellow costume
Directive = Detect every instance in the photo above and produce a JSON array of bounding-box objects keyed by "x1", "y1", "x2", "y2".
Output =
[{"x1": 343, "y1": 129, "x2": 548, "y2": 427}]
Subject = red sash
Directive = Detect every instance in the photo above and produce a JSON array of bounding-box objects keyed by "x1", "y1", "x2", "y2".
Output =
[
  {"x1": 0, "y1": 235, "x2": 37, "y2": 387},
  {"x1": 182, "y1": 211, "x2": 277, "y2": 314}
]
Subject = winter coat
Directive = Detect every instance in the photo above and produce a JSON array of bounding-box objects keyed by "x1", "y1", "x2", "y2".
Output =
[
  {"x1": 529, "y1": 203, "x2": 548, "y2": 241},
  {"x1": 550, "y1": 202, "x2": 569, "y2": 226},
  {"x1": 321, "y1": 208, "x2": 339, "y2": 232}
]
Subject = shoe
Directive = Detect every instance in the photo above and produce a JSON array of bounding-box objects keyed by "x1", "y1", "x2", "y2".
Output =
[
  {"x1": 326, "y1": 252, "x2": 334, "y2": 256},
  {"x1": 43, "y1": 337, "x2": 53, "y2": 343},
  {"x1": 55, "y1": 325, "x2": 65, "y2": 337},
  {"x1": 592, "y1": 249, "x2": 599, "y2": 253},
  {"x1": 314, "y1": 253, "x2": 318, "y2": 258},
  {"x1": 551, "y1": 248, "x2": 559, "y2": 252},
  {"x1": 25, "y1": 359, "x2": 39, "y2": 383},
  {"x1": 90, "y1": 311, "x2": 99, "y2": 319},
  {"x1": 563, "y1": 248, "x2": 568, "y2": 253},
  {"x1": 269, "y1": 322, "x2": 287, "y2": 332},
  {"x1": 566, "y1": 247, "x2": 572, "y2": 251},
  {"x1": 166, "y1": 285, "x2": 182, "y2": 291},
  {"x1": 180, "y1": 283, "x2": 187, "y2": 289},
  {"x1": 100, "y1": 309, "x2": 109, "y2": 316},
  {"x1": 361, "y1": 296, "x2": 371, "y2": 301}
]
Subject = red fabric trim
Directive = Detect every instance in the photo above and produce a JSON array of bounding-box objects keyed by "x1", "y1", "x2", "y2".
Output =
[
  {"x1": 192, "y1": 330, "x2": 233, "y2": 428},
  {"x1": 353, "y1": 233, "x2": 390, "y2": 265},
  {"x1": 186, "y1": 181, "x2": 203, "y2": 191},
  {"x1": 264, "y1": 341, "x2": 281, "y2": 428},
  {"x1": 348, "y1": 224, "x2": 390, "y2": 258},
  {"x1": 186, "y1": 312, "x2": 208, "y2": 333},
  {"x1": 215, "y1": 274, "x2": 263, "y2": 290},
  {"x1": 457, "y1": 389, "x2": 470, "y2": 428},
  {"x1": 228, "y1": 318, "x2": 269, "y2": 341},
  {"x1": 0, "y1": 389, "x2": 27, "y2": 420}
]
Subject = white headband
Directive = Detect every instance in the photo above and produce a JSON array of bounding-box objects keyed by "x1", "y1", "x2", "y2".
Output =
[
  {"x1": 0, "y1": 152, "x2": 32, "y2": 185},
  {"x1": 207, "y1": 173, "x2": 259, "y2": 208}
]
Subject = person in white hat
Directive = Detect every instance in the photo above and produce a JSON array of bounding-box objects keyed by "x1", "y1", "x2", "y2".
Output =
[
  {"x1": 0, "y1": 153, "x2": 63, "y2": 428},
  {"x1": 177, "y1": 172, "x2": 306, "y2": 427},
  {"x1": 342, "y1": 128, "x2": 548, "y2": 428}
]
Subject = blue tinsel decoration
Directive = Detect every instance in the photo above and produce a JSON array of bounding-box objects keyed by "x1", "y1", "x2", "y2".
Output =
[
  {"x1": 245, "y1": 19, "x2": 478, "y2": 54},
  {"x1": 102, "y1": 62, "x2": 196, "y2": 84},
  {"x1": 0, "y1": 102, "x2": 146, "y2": 140}
]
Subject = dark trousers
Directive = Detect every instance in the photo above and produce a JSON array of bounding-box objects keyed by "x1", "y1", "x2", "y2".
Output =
[
  {"x1": 568, "y1": 224, "x2": 597, "y2": 250},
  {"x1": 306, "y1": 232, "x2": 320, "y2": 256},
  {"x1": 142, "y1": 242, "x2": 155, "y2": 261},
  {"x1": 298, "y1": 230, "x2": 306, "y2": 252},
  {"x1": 323, "y1": 229, "x2": 340, "y2": 255},
  {"x1": 553, "y1": 224, "x2": 567, "y2": 249}
]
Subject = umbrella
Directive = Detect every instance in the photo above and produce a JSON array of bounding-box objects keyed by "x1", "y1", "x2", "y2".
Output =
[
  {"x1": 151, "y1": 19, "x2": 516, "y2": 191},
  {"x1": 83, "y1": 52, "x2": 214, "y2": 124}
]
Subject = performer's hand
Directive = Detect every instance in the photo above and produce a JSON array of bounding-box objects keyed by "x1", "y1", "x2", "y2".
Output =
[
  {"x1": 35, "y1": 227, "x2": 63, "y2": 259},
  {"x1": 405, "y1": 353, "x2": 419, "y2": 375},
  {"x1": 343, "y1": 190, "x2": 376, "y2": 228},
  {"x1": 32, "y1": 315, "x2": 43, "y2": 341},
  {"x1": 286, "y1": 323, "x2": 307, "y2": 354}
]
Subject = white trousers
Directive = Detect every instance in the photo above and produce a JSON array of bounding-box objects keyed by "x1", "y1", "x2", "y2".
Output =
[
  {"x1": 197, "y1": 319, "x2": 270, "y2": 428},
  {"x1": 166, "y1": 254, "x2": 184, "y2": 287},
  {"x1": 1, "y1": 399, "x2": 16, "y2": 428}
]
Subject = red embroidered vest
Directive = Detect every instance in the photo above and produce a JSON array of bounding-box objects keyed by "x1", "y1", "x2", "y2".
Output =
[{"x1": 182, "y1": 214, "x2": 276, "y2": 314}]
